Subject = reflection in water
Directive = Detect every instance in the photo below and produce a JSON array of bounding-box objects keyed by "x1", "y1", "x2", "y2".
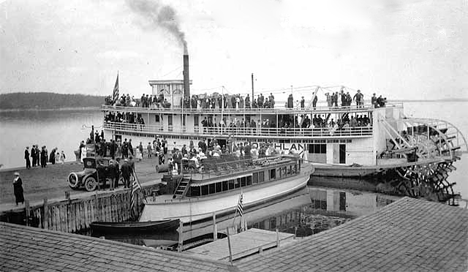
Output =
[{"x1": 89, "y1": 186, "x2": 398, "y2": 249}]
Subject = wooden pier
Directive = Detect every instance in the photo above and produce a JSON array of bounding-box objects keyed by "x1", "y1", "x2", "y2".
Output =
[
  {"x1": 0, "y1": 184, "x2": 159, "y2": 233},
  {"x1": 185, "y1": 228, "x2": 295, "y2": 261}
]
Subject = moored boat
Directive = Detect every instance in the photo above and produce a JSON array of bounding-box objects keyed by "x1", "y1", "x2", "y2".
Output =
[
  {"x1": 90, "y1": 219, "x2": 179, "y2": 233},
  {"x1": 139, "y1": 155, "x2": 313, "y2": 223}
]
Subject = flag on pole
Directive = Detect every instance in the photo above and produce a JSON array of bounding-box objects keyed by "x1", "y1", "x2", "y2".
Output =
[
  {"x1": 130, "y1": 172, "x2": 142, "y2": 212},
  {"x1": 112, "y1": 73, "x2": 119, "y2": 104},
  {"x1": 236, "y1": 192, "x2": 244, "y2": 216}
]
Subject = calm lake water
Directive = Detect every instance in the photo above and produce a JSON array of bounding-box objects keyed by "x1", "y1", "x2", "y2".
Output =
[
  {"x1": 89, "y1": 186, "x2": 399, "y2": 249},
  {"x1": 0, "y1": 101, "x2": 467, "y2": 197}
]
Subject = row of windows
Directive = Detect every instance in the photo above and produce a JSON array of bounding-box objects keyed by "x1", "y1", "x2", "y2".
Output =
[
  {"x1": 188, "y1": 163, "x2": 301, "y2": 197},
  {"x1": 309, "y1": 144, "x2": 327, "y2": 154}
]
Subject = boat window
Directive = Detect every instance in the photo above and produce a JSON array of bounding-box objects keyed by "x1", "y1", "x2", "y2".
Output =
[
  {"x1": 270, "y1": 217, "x2": 277, "y2": 230},
  {"x1": 241, "y1": 177, "x2": 246, "y2": 187},
  {"x1": 194, "y1": 115, "x2": 199, "y2": 126},
  {"x1": 246, "y1": 176, "x2": 252, "y2": 186},
  {"x1": 201, "y1": 185, "x2": 208, "y2": 196},
  {"x1": 209, "y1": 183, "x2": 215, "y2": 194},
  {"x1": 269, "y1": 169, "x2": 276, "y2": 180},
  {"x1": 191, "y1": 186, "x2": 200, "y2": 197},
  {"x1": 293, "y1": 164, "x2": 298, "y2": 174},
  {"x1": 258, "y1": 221, "x2": 265, "y2": 229},
  {"x1": 155, "y1": 115, "x2": 160, "y2": 122},
  {"x1": 253, "y1": 173, "x2": 258, "y2": 184},
  {"x1": 223, "y1": 181, "x2": 228, "y2": 191},
  {"x1": 216, "y1": 182, "x2": 222, "y2": 193},
  {"x1": 229, "y1": 180, "x2": 235, "y2": 190},
  {"x1": 309, "y1": 144, "x2": 326, "y2": 154},
  {"x1": 235, "y1": 178, "x2": 240, "y2": 188},
  {"x1": 259, "y1": 171, "x2": 264, "y2": 183}
]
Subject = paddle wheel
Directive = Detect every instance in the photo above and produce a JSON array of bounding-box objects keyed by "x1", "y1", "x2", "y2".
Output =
[{"x1": 380, "y1": 117, "x2": 467, "y2": 205}]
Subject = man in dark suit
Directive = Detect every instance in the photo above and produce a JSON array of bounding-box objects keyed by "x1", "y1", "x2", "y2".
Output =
[
  {"x1": 120, "y1": 159, "x2": 133, "y2": 188},
  {"x1": 31, "y1": 145, "x2": 36, "y2": 167},
  {"x1": 24, "y1": 147, "x2": 31, "y2": 169}
]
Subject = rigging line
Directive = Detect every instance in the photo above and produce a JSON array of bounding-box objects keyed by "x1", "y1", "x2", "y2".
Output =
[{"x1": 160, "y1": 66, "x2": 183, "y2": 78}]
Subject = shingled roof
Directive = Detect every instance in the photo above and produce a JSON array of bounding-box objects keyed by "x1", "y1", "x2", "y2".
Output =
[
  {"x1": 1, "y1": 197, "x2": 467, "y2": 272},
  {"x1": 0, "y1": 222, "x2": 237, "y2": 272},
  {"x1": 237, "y1": 197, "x2": 468, "y2": 272}
]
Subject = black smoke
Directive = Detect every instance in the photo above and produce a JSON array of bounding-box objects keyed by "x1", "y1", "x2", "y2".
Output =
[{"x1": 127, "y1": 0, "x2": 188, "y2": 53}]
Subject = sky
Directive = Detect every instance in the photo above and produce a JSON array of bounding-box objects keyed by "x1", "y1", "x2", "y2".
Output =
[{"x1": 0, "y1": 0, "x2": 467, "y2": 101}]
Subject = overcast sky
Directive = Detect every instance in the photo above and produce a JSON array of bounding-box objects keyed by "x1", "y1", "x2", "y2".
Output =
[{"x1": 0, "y1": 0, "x2": 467, "y2": 101}]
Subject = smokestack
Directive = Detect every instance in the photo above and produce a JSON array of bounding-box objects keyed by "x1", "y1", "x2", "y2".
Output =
[{"x1": 183, "y1": 54, "x2": 190, "y2": 98}]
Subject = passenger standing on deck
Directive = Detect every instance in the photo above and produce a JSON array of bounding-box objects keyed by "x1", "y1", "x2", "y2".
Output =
[
  {"x1": 300, "y1": 97, "x2": 305, "y2": 109},
  {"x1": 128, "y1": 139, "x2": 134, "y2": 157},
  {"x1": 13, "y1": 172, "x2": 24, "y2": 205},
  {"x1": 24, "y1": 147, "x2": 31, "y2": 169},
  {"x1": 147, "y1": 142, "x2": 153, "y2": 158}
]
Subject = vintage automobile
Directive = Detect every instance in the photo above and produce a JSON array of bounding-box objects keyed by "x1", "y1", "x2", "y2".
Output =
[{"x1": 68, "y1": 157, "x2": 119, "y2": 191}]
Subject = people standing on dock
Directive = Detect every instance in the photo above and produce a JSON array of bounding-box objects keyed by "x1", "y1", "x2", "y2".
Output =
[
  {"x1": 13, "y1": 172, "x2": 24, "y2": 206},
  {"x1": 35, "y1": 145, "x2": 40, "y2": 167},
  {"x1": 31, "y1": 145, "x2": 36, "y2": 167},
  {"x1": 41, "y1": 146, "x2": 48, "y2": 168},
  {"x1": 120, "y1": 159, "x2": 133, "y2": 188},
  {"x1": 24, "y1": 147, "x2": 31, "y2": 169},
  {"x1": 60, "y1": 151, "x2": 66, "y2": 164}
]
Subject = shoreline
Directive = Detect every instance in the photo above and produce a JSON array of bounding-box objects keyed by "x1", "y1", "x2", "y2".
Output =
[{"x1": 0, "y1": 107, "x2": 101, "y2": 112}]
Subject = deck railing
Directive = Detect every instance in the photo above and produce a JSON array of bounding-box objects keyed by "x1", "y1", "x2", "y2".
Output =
[
  {"x1": 101, "y1": 103, "x2": 403, "y2": 114},
  {"x1": 103, "y1": 121, "x2": 373, "y2": 138}
]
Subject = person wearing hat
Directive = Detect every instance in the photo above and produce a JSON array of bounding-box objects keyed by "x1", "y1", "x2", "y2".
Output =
[
  {"x1": 13, "y1": 172, "x2": 24, "y2": 206},
  {"x1": 120, "y1": 158, "x2": 133, "y2": 188},
  {"x1": 24, "y1": 147, "x2": 31, "y2": 169}
]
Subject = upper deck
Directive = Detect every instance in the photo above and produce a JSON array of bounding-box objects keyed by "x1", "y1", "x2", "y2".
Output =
[{"x1": 101, "y1": 103, "x2": 403, "y2": 140}]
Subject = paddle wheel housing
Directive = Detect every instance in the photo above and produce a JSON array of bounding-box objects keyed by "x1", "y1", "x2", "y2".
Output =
[{"x1": 380, "y1": 116, "x2": 467, "y2": 205}]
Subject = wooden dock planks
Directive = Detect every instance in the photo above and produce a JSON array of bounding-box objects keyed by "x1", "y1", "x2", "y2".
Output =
[{"x1": 185, "y1": 228, "x2": 295, "y2": 261}]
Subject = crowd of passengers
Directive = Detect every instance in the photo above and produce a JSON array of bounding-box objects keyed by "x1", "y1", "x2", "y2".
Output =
[
  {"x1": 199, "y1": 113, "x2": 371, "y2": 135},
  {"x1": 104, "y1": 89, "x2": 387, "y2": 110},
  {"x1": 104, "y1": 111, "x2": 145, "y2": 126}
]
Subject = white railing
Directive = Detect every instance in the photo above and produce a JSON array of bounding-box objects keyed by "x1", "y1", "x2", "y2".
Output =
[
  {"x1": 103, "y1": 121, "x2": 373, "y2": 138},
  {"x1": 101, "y1": 103, "x2": 403, "y2": 114}
]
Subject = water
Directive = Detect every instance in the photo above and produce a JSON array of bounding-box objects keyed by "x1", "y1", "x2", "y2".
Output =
[
  {"x1": 89, "y1": 186, "x2": 399, "y2": 249},
  {"x1": 0, "y1": 101, "x2": 466, "y2": 196},
  {"x1": 0, "y1": 109, "x2": 102, "y2": 168}
]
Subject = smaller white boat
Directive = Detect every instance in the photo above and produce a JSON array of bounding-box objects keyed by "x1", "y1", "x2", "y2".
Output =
[{"x1": 139, "y1": 155, "x2": 314, "y2": 223}]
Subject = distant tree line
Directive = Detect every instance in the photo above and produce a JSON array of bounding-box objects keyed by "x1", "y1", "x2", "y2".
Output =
[{"x1": 0, "y1": 92, "x2": 106, "y2": 110}]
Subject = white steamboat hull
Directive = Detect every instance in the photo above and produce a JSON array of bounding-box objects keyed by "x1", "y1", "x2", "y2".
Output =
[{"x1": 139, "y1": 171, "x2": 311, "y2": 223}]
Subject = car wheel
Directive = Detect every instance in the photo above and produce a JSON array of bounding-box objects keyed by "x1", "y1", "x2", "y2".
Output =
[
  {"x1": 84, "y1": 176, "x2": 98, "y2": 192},
  {"x1": 68, "y1": 173, "x2": 79, "y2": 189}
]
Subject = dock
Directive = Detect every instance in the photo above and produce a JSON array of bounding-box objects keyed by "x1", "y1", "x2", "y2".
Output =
[{"x1": 185, "y1": 228, "x2": 295, "y2": 261}]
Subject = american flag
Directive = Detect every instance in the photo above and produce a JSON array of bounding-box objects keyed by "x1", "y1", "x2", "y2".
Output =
[
  {"x1": 236, "y1": 192, "x2": 244, "y2": 216},
  {"x1": 112, "y1": 73, "x2": 119, "y2": 104},
  {"x1": 130, "y1": 173, "x2": 142, "y2": 211}
]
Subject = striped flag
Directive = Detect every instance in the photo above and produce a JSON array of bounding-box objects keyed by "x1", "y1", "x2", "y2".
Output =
[
  {"x1": 236, "y1": 192, "x2": 244, "y2": 216},
  {"x1": 112, "y1": 73, "x2": 119, "y2": 104},
  {"x1": 130, "y1": 172, "x2": 142, "y2": 211}
]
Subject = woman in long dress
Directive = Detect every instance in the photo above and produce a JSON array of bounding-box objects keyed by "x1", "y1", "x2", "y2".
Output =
[{"x1": 13, "y1": 172, "x2": 24, "y2": 205}]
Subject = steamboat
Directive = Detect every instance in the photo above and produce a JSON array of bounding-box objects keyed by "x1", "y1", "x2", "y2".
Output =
[{"x1": 101, "y1": 53, "x2": 467, "y2": 204}]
